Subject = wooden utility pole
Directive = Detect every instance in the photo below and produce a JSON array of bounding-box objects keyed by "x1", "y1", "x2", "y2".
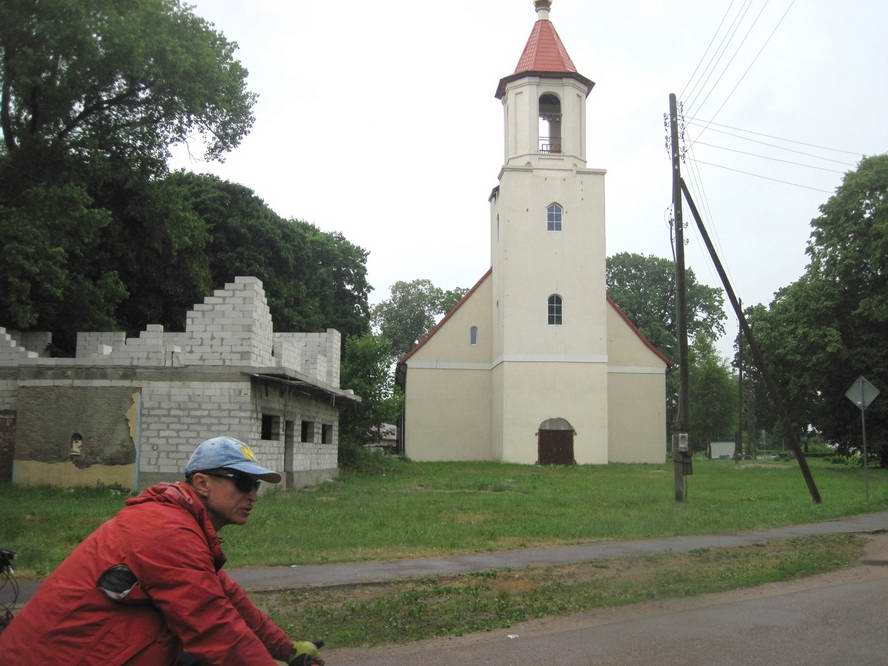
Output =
[
  {"x1": 680, "y1": 178, "x2": 822, "y2": 504},
  {"x1": 669, "y1": 93, "x2": 691, "y2": 501},
  {"x1": 736, "y1": 298, "x2": 743, "y2": 463}
]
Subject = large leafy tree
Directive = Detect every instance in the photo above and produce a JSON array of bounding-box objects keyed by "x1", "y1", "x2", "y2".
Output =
[
  {"x1": 372, "y1": 279, "x2": 468, "y2": 359},
  {"x1": 606, "y1": 252, "x2": 726, "y2": 359},
  {"x1": 688, "y1": 333, "x2": 736, "y2": 454},
  {"x1": 167, "y1": 172, "x2": 372, "y2": 341},
  {"x1": 606, "y1": 252, "x2": 727, "y2": 431},
  {"x1": 1, "y1": 0, "x2": 254, "y2": 172},
  {"x1": 0, "y1": 0, "x2": 255, "y2": 343},
  {"x1": 339, "y1": 334, "x2": 401, "y2": 446},
  {"x1": 746, "y1": 155, "x2": 888, "y2": 457}
]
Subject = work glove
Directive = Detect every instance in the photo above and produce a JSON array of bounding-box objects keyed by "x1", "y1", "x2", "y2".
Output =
[{"x1": 289, "y1": 640, "x2": 325, "y2": 666}]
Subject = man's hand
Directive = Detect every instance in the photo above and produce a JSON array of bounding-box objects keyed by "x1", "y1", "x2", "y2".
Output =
[{"x1": 290, "y1": 640, "x2": 325, "y2": 666}]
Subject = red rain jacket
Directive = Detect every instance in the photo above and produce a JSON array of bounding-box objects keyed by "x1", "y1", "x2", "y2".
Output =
[{"x1": 0, "y1": 482, "x2": 292, "y2": 664}]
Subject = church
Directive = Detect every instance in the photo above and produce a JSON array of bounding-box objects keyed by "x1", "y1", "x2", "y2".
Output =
[{"x1": 396, "y1": 1, "x2": 668, "y2": 465}]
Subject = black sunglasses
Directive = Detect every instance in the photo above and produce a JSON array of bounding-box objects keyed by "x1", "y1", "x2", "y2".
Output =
[{"x1": 201, "y1": 470, "x2": 261, "y2": 493}]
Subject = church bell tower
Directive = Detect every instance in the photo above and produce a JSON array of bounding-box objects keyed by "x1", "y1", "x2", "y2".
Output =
[{"x1": 490, "y1": 0, "x2": 609, "y2": 463}]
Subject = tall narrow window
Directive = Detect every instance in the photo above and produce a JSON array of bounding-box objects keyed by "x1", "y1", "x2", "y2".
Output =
[
  {"x1": 548, "y1": 294, "x2": 563, "y2": 325},
  {"x1": 538, "y1": 94, "x2": 562, "y2": 153},
  {"x1": 547, "y1": 203, "x2": 562, "y2": 231},
  {"x1": 470, "y1": 326, "x2": 478, "y2": 345}
]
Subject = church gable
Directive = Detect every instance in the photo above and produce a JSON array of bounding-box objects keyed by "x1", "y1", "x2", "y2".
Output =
[
  {"x1": 606, "y1": 297, "x2": 670, "y2": 368},
  {"x1": 402, "y1": 270, "x2": 493, "y2": 367}
]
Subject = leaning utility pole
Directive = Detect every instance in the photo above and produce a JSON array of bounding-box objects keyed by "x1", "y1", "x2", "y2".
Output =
[
  {"x1": 735, "y1": 298, "x2": 743, "y2": 463},
  {"x1": 668, "y1": 93, "x2": 692, "y2": 501},
  {"x1": 680, "y1": 179, "x2": 822, "y2": 504}
]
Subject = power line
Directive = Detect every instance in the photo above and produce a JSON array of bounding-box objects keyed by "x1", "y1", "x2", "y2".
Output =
[
  {"x1": 687, "y1": 0, "x2": 772, "y2": 119},
  {"x1": 689, "y1": 158, "x2": 835, "y2": 193},
  {"x1": 686, "y1": 122, "x2": 860, "y2": 166},
  {"x1": 693, "y1": 0, "x2": 798, "y2": 141},
  {"x1": 693, "y1": 140, "x2": 848, "y2": 174},
  {"x1": 679, "y1": 0, "x2": 738, "y2": 101},
  {"x1": 686, "y1": 116, "x2": 864, "y2": 156},
  {"x1": 684, "y1": 0, "x2": 754, "y2": 113},
  {"x1": 684, "y1": 134, "x2": 738, "y2": 292}
]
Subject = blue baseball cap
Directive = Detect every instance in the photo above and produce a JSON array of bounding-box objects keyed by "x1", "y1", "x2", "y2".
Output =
[{"x1": 185, "y1": 436, "x2": 282, "y2": 483}]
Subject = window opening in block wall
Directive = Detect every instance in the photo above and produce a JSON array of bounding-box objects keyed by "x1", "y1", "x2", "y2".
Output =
[
  {"x1": 261, "y1": 414, "x2": 280, "y2": 441},
  {"x1": 284, "y1": 420, "x2": 295, "y2": 473},
  {"x1": 301, "y1": 420, "x2": 315, "y2": 443},
  {"x1": 321, "y1": 424, "x2": 333, "y2": 444}
]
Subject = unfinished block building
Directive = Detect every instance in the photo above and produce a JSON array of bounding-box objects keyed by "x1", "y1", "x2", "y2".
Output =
[{"x1": 0, "y1": 276, "x2": 358, "y2": 490}]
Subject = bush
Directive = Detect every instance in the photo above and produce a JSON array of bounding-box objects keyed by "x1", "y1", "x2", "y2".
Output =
[{"x1": 338, "y1": 440, "x2": 402, "y2": 474}]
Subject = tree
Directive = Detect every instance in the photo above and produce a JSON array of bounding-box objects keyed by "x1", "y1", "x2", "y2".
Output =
[
  {"x1": 606, "y1": 252, "x2": 727, "y2": 432},
  {"x1": 0, "y1": 0, "x2": 256, "y2": 343},
  {"x1": 372, "y1": 279, "x2": 468, "y2": 359},
  {"x1": 1, "y1": 0, "x2": 255, "y2": 173},
  {"x1": 167, "y1": 172, "x2": 371, "y2": 341},
  {"x1": 606, "y1": 252, "x2": 726, "y2": 359},
  {"x1": 339, "y1": 334, "x2": 401, "y2": 446},
  {"x1": 688, "y1": 333, "x2": 736, "y2": 455},
  {"x1": 745, "y1": 155, "x2": 888, "y2": 459}
]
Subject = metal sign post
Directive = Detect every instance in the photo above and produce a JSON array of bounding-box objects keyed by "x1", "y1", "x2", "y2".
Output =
[{"x1": 844, "y1": 376, "x2": 880, "y2": 502}]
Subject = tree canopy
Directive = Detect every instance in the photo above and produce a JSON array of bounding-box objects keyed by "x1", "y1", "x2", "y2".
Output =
[
  {"x1": 372, "y1": 279, "x2": 468, "y2": 359},
  {"x1": 1, "y1": 0, "x2": 255, "y2": 173},
  {"x1": 606, "y1": 252, "x2": 726, "y2": 360},
  {"x1": 745, "y1": 154, "x2": 888, "y2": 453}
]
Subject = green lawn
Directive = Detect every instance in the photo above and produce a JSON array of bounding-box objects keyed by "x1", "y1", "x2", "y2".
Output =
[
  {"x1": 259, "y1": 534, "x2": 864, "y2": 647},
  {"x1": 2, "y1": 458, "x2": 886, "y2": 577}
]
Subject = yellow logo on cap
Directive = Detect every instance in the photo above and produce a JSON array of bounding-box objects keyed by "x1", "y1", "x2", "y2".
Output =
[{"x1": 240, "y1": 444, "x2": 257, "y2": 462}]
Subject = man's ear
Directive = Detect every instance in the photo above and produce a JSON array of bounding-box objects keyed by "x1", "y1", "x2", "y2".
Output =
[{"x1": 190, "y1": 473, "x2": 212, "y2": 498}]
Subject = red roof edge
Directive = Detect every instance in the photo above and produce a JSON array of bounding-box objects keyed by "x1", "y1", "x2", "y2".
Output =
[
  {"x1": 398, "y1": 269, "x2": 493, "y2": 365},
  {"x1": 606, "y1": 295, "x2": 672, "y2": 366}
]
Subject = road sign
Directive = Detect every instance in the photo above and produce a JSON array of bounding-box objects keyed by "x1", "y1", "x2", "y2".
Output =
[
  {"x1": 844, "y1": 376, "x2": 880, "y2": 503},
  {"x1": 845, "y1": 376, "x2": 879, "y2": 411}
]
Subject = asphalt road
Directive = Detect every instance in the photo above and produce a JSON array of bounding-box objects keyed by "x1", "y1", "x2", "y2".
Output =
[{"x1": 323, "y1": 536, "x2": 888, "y2": 665}]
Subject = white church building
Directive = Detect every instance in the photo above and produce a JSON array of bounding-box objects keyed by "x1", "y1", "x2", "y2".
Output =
[{"x1": 396, "y1": 1, "x2": 669, "y2": 465}]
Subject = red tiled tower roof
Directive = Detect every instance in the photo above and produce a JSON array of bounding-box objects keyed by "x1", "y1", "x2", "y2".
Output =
[
  {"x1": 513, "y1": 15, "x2": 577, "y2": 75},
  {"x1": 495, "y1": 1, "x2": 594, "y2": 99}
]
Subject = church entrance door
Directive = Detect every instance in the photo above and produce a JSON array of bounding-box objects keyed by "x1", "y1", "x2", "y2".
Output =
[{"x1": 537, "y1": 418, "x2": 576, "y2": 465}]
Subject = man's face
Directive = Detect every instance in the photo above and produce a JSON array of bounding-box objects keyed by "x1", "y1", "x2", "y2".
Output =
[{"x1": 195, "y1": 471, "x2": 260, "y2": 529}]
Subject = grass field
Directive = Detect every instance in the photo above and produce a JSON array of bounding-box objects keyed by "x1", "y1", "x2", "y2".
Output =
[
  {"x1": 2, "y1": 458, "x2": 886, "y2": 577},
  {"x1": 258, "y1": 534, "x2": 865, "y2": 647}
]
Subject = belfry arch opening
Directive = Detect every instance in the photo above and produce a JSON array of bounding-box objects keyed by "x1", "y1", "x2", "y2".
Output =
[
  {"x1": 538, "y1": 94, "x2": 562, "y2": 153},
  {"x1": 537, "y1": 417, "x2": 575, "y2": 465}
]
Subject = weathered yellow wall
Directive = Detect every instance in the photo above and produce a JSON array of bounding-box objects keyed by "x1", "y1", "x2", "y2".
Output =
[
  {"x1": 13, "y1": 460, "x2": 136, "y2": 489},
  {"x1": 405, "y1": 275, "x2": 493, "y2": 461},
  {"x1": 606, "y1": 304, "x2": 667, "y2": 463}
]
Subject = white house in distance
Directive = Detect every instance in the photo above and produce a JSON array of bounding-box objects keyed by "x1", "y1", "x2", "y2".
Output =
[{"x1": 396, "y1": 1, "x2": 669, "y2": 465}]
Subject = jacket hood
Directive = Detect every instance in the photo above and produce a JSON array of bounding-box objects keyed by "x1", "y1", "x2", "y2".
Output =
[{"x1": 126, "y1": 482, "x2": 226, "y2": 570}]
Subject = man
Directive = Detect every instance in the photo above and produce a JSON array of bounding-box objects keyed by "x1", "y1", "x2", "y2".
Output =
[{"x1": 0, "y1": 436, "x2": 324, "y2": 665}]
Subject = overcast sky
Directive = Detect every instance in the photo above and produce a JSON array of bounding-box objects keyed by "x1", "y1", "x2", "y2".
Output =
[{"x1": 170, "y1": 0, "x2": 888, "y2": 358}]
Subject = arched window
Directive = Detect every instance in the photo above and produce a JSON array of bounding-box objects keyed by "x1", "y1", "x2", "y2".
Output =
[
  {"x1": 547, "y1": 203, "x2": 562, "y2": 231},
  {"x1": 547, "y1": 294, "x2": 562, "y2": 325},
  {"x1": 470, "y1": 326, "x2": 478, "y2": 345},
  {"x1": 538, "y1": 94, "x2": 562, "y2": 153}
]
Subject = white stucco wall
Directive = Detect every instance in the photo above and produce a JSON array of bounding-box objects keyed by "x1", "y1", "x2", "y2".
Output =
[
  {"x1": 404, "y1": 273, "x2": 493, "y2": 461},
  {"x1": 606, "y1": 303, "x2": 668, "y2": 463}
]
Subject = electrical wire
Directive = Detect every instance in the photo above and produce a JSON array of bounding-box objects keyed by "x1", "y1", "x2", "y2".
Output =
[
  {"x1": 688, "y1": 158, "x2": 834, "y2": 193},
  {"x1": 685, "y1": 122, "x2": 860, "y2": 166},
  {"x1": 693, "y1": 140, "x2": 848, "y2": 174},
  {"x1": 685, "y1": 0, "x2": 755, "y2": 114},
  {"x1": 687, "y1": 0, "x2": 772, "y2": 119},
  {"x1": 685, "y1": 117, "x2": 863, "y2": 156},
  {"x1": 692, "y1": 0, "x2": 798, "y2": 141},
  {"x1": 683, "y1": 133, "x2": 737, "y2": 291},
  {"x1": 679, "y1": 0, "x2": 738, "y2": 101}
]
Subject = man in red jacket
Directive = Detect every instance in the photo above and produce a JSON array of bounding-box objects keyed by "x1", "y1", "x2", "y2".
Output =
[{"x1": 0, "y1": 436, "x2": 324, "y2": 665}]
